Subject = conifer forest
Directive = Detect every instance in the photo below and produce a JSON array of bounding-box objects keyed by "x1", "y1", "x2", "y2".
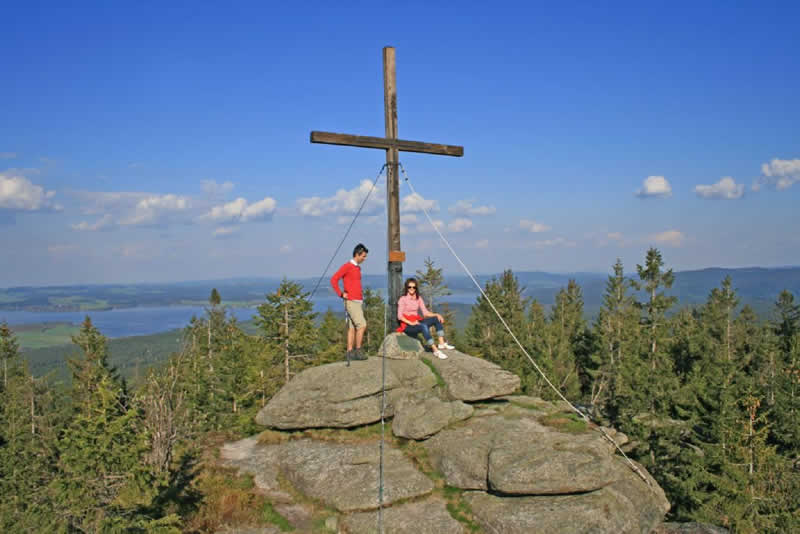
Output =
[{"x1": 1, "y1": 248, "x2": 798, "y2": 533}]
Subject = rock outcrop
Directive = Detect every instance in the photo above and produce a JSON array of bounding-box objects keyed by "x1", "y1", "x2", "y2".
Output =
[{"x1": 221, "y1": 341, "x2": 677, "y2": 533}]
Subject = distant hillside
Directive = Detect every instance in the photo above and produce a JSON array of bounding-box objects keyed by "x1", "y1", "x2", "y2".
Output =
[
  {"x1": 24, "y1": 328, "x2": 185, "y2": 382},
  {"x1": 3, "y1": 267, "x2": 798, "y2": 320}
]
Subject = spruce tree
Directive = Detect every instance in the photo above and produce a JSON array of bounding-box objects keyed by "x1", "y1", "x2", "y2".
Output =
[
  {"x1": 317, "y1": 308, "x2": 347, "y2": 363},
  {"x1": 464, "y1": 270, "x2": 529, "y2": 374},
  {"x1": 53, "y1": 317, "x2": 179, "y2": 531},
  {"x1": 1, "y1": 321, "x2": 19, "y2": 392},
  {"x1": 416, "y1": 257, "x2": 456, "y2": 333},
  {"x1": 592, "y1": 259, "x2": 641, "y2": 415},
  {"x1": 545, "y1": 280, "x2": 585, "y2": 399},
  {"x1": 632, "y1": 247, "x2": 677, "y2": 362},
  {"x1": 773, "y1": 290, "x2": 799, "y2": 356},
  {"x1": 255, "y1": 278, "x2": 317, "y2": 384},
  {"x1": 362, "y1": 287, "x2": 387, "y2": 354},
  {"x1": 0, "y1": 325, "x2": 61, "y2": 531},
  {"x1": 415, "y1": 256, "x2": 452, "y2": 312}
]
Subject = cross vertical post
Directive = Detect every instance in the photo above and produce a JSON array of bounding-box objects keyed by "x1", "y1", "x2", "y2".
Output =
[
  {"x1": 310, "y1": 47, "x2": 463, "y2": 326},
  {"x1": 383, "y1": 47, "x2": 402, "y2": 320}
]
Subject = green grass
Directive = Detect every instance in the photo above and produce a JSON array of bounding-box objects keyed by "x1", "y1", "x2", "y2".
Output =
[
  {"x1": 47, "y1": 296, "x2": 110, "y2": 310},
  {"x1": 420, "y1": 357, "x2": 446, "y2": 388},
  {"x1": 16, "y1": 323, "x2": 80, "y2": 349},
  {"x1": 262, "y1": 502, "x2": 294, "y2": 532},
  {"x1": 540, "y1": 412, "x2": 588, "y2": 434}
]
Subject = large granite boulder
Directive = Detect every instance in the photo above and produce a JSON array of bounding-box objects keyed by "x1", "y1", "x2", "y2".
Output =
[
  {"x1": 378, "y1": 332, "x2": 426, "y2": 359},
  {"x1": 223, "y1": 437, "x2": 433, "y2": 513},
  {"x1": 340, "y1": 498, "x2": 465, "y2": 534},
  {"x1": 255, "y1": 358, "x2": 436, "y2": 429},
  {"x1": 277, "y1": 439, "x2": 433, "y2": 512},
  {"x1": 424, "y1": 412, "x2": 665, "y2": 501},
  {"x1": 392, "y1": 394, "x2": 473, "y2": 440},
  {"x1": 224, "y1": 340, "x2": 672, "y2": 533},
  {"x1": 426, "y1": 349, "x2": 520, "y2": 400},
  {"x1": 464, "y1": 477, "x2": 664, "y2": 534}
]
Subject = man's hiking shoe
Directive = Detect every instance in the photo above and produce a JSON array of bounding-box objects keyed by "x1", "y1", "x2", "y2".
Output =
[
  {"x1": 433, "y1": 349, "x2": 448, "y2": 359},
  {"x1": 345, "y1": 350, "x2": 353, "y2": 366},
  {"x1": 352, "y1": 349, "x2": 368, "y2": 361}
]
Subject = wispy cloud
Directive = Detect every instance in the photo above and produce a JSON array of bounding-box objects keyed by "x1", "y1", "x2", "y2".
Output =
[
  {"x1": 649, "y1": 229, "x2": 685, "y2": 247},
  {"x1": 519, "y1": 219, "x2": 551, "y2": 233},
  {"x1": 71, "y1": 214, "x2": 113, "y2": 231},
  {"x1": 401, "y1": 192, "x2": 439, "y2": 213},
  {"x1": 636, "y1": 176, "x2": 672, "y2": 198},
  {"x1": 121, "y1": 194, "x2": 191, "y2": 226},
  {"x1": 212, "y1": 226, "x2": 238, "y2": 239},
  {"x1": 694, "y1": 177, "x2": 744, "y2": 199},
  {"x1": 449, "y1": 199, "x2": 496, "y2": 216},
  {"x1": 71, "y1": 190, "x2": 195, "y2": 229},
  {"x1": 533, "y1": 237, "x2": 575, "y2": 248},
  {"x1": 0, "y1": 152, "x2": 17, "y2": 159},
  {"x1": 594, "y1": 231, "x2": 631, "y2": 247},
  {"x1": 448, "y1": 217, "x2": 473, "y2": 232},
  {"x1": 201, "y1": 179, "x2": 235, "y2": 196}
]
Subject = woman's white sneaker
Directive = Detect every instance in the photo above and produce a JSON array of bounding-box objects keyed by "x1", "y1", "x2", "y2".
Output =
[
  {"x1": 438, "y1": 342, "x2": 455, "y2": 350},
  {"x1": 433, "y1": 349, "x2": 448, "y2": 359}
]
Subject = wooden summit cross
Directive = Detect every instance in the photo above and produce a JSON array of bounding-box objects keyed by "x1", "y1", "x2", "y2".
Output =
[{"x1": 310, "y1": 46, "x2": 463, "y2": 318}]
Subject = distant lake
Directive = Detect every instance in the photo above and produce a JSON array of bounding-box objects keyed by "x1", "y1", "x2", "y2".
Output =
[{"x1": 0, "y1": 293, "x2": 480, "y2": 339}]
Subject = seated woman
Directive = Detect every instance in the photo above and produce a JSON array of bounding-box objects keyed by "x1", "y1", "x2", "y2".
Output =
[{"x1": 397, "y1": 277, "x2": 455, "y2": 359}]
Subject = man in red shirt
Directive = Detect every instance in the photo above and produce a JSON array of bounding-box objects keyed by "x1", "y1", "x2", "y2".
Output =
[{"x1": 330, "y1": 243, "x2": 369, "y2": 362}]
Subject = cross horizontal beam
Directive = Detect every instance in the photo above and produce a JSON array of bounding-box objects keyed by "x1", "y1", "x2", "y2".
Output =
[{"x1": 310, "y1": 131, "x2": 463, "y2": 157}]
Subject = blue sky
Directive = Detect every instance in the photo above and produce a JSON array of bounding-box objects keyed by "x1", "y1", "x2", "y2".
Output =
[{"x1": 2, "y1": 1, "x2": 799, "y2": 287}]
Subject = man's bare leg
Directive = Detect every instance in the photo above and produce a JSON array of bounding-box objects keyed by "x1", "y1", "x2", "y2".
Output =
[{"x1": 355, "y1": 326, "x2": 366, "y2": 351}]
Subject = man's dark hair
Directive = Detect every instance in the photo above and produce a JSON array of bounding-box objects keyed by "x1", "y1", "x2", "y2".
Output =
[{"x1": 353, "y1": 243, "x2": 369, "y2": 257}]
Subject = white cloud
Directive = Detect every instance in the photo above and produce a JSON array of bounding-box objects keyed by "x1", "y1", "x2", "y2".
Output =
[
  {"x1": 636, "y1": 176, "x2": 672, "y2": 198},
  {"x1": 212, "y1": 226, "x2": 238, "y2": 238},
  {"x1": 594, "y1": 231, "x2": 629, "y2": 247},
  {"x1": 200, "y1": 196, "x2": 276, "y2": 223},
  {"x1": 201, "y1": 179, "x2": 235, "y2": 196},
  {"x1": 242, "y1": 197, "x2": 277, "y2": 221},
  {"x1": 0, "y1": 152, "x2": 16, "y2": 159},
  {"x1": 519, "y1": 219, "x2": 551, "y2": 233},
  {"x1": 414, "y1": 219, "x2": 445, "y2": 233},
  {"x1": 649, "y1": 229, "x2": 684, "y2": 247},
  {"x1": 756, "y1": 158, "x2": 800, "y2": 191},
  {"x1": 280, "y1": 244, "x2": 292, "y2": 254},
  {"x1": 449, "y1": 199, "x2": 496, "y2": 216},
  {"x1": 448, "y1": 217, "x2": 473, "y2": 232},
  {"x1": 71, "y1": 214, "x2": 113, "y2": 231},
  {"x1": 400, "y1": 192, "x2": 439, "y2": 213},
  {"x1": 0, "y1": 171, "x2": 60, "y2": 211},
  {"x1": 694, "y1": 177, "x2": 744, "y2": 199},
  {"x1": 534, "y1": 237, "x2": 575, "y2": 248},
  {"x1": 121, "y1": 194, "x2": 191, "y2": 226},
  {"x1": 73, "y1": 191, "x2": 144, "y2": 215},
  {"x1": 475, "y1": 239, "x2": 489, "y2": 249},
  {"x1": 297, "y1": 179, "x2": 384, "y2": 217},
  {"x1": 400, "y1": 213, "x2": 418, "y2": 224}
]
